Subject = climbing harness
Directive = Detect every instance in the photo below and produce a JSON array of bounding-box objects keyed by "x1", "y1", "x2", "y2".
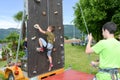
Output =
[{"x1": 99, "y1": 68, "x2": 119, "y2": 80}]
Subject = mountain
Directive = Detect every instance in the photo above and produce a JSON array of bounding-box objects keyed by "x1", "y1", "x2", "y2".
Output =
[
  {"x1": 0, "y1": 28, "x2": 19, "y2": 40},
  {"x1": 64, "y1": 25, "x2": 81, "y2": 39},
  {"x1": 0, "y1": 25, "x2": 81, "y2": 40}
]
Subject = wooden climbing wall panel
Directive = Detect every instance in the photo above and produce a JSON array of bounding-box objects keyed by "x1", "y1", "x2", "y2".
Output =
[{"x1": 27, "y1": 0, "x2": 64, "y2": 78}]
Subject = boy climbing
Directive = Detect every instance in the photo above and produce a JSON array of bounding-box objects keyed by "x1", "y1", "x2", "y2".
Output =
[{"x1": 34, "y1": 24, "x2": 55, "y2": 71}]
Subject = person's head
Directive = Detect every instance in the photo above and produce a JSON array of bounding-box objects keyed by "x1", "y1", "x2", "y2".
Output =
[
  {"x1": 47, "y1": 25, "x2": 55, "y2": 32},
  {"x1": 102, "y1": 22, "x2": 117, "y2": 38}
]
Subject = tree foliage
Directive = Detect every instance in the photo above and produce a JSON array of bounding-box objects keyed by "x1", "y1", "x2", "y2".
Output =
[
  {"x1": 13, "y1": 11, "x2": 26, "y2": 39},
  {"x1": 4, "y1": 32, "x2": 25, "y2": 58},
  {"x1": 5, "y1": 32, "x2": 19, "y2": 52},
  {"x1": 13, "y1": 11, "x2": 23, "y2": 22},
  {"x1": 73, "y1": 0, "x2": 120, "y2": 41}
]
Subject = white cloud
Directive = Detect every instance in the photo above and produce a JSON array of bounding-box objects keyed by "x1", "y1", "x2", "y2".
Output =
[{"x1": 0, "y1": 16, "x2": 20, "y2": 29}]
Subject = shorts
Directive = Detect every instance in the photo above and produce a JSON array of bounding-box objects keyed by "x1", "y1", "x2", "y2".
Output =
[{"x1": 39, "y1": 38, "x2": 53, "y2": 56}]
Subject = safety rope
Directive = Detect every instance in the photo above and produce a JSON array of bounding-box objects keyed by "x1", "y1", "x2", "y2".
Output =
[
  {"x1": 15, "y1": 0, "x2": 26, "y2": 64},
  {"x1": 79, "y1": 0, "x2": 93, "y2": 75},
  {"x1": 79, "y1": 0, "x2": 89, "y2": 34},
  {"x1": 47, "y1": 0, "x2": 50, "y2": 26}
]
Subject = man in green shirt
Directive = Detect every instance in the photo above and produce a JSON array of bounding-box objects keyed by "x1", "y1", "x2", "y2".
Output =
[{"x1": 85, "y1": 22, "x2": 120, "y2": 80}]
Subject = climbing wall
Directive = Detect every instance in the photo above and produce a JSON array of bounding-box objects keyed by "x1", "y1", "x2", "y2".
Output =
[{"x1": 27, "y1": 0, "x2": 64, "y2": 78}]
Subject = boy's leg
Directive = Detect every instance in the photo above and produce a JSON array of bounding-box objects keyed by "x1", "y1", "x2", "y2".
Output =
[
  {"x1": 39, "y1": 38, "x2": 43, "y2": 48},
  {"x1": 47, "y1": 50, "x2": 53, "y2": 71},
  {"x1": 48, "y1": 56, "x2": 53, "y2": 67},
  {"x1": 36, "y1": 38, "x2": 47, "y2": 52}
]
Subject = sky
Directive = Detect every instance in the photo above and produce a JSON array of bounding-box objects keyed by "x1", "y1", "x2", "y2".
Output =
[{"x1": 0, "y1": 0, "x2": 78, "y2": 29}]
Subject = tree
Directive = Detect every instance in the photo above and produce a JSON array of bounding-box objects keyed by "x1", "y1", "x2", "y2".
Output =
[
  {"x1": 73, "y1": 0, "x2": 120, "y2": 41},
  {"x1": 5, "y1": 32, "x2": 19, "y2": 52},
  {"x1": 13, "y1": 11, "x2": 26, "y2": 39},
  {"x1": 4, "y1": 32, "x2": 24, "y2": 58},
  {"x1": 13, "y1": 11, "x2": 23, "y2": 22}
]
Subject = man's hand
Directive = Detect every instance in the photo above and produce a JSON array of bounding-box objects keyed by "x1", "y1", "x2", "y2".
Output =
[
  {"x1": 90, "y1": 61, "x2": 99, "y2": 68},
  {"x1": 87, "y1": 33, "x2": 93, "y2": 43}
]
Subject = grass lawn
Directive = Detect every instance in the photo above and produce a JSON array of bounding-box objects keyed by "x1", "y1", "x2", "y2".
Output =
[
  {"x1": 64, "y1": 44, "x2": 98, "y2": 74},
  {"x1": 0, "y1": 60, "x2": 7, "y2": 80},
  {"x1": 0, "y1": 60, "x2": 7, "y2": 67},
  {"x1": 0, "y1": 74, "x2": 6, "y2": 80},
  {"x1": 0, "y1": 44, "x2": 98, "y2": 79}
]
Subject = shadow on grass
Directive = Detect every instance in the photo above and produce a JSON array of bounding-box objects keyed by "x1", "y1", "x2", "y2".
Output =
[{"x1": 0, "y1": 74, "x2": 7, "y2": 80}]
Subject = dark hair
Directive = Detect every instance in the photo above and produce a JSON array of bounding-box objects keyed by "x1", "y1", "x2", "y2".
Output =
[
  {"x1": 102, "y1": 22, "x2": 117, "y2": 34},
  {"x1": 48, "y1": 25, "x2": 55, "y2": 32}
]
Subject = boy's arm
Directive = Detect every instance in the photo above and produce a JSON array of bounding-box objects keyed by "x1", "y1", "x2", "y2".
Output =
[
  {"x1": 34, "y1": 24, "x2": 46, "y2": 34},
  {"x1": 38, "y1": 26, "x2": 46, "y2": 34}
]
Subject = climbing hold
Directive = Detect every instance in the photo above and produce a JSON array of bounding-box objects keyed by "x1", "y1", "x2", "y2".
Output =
[
  {"x1": 42, "y1": 11, "x2": 46, "y2": 16},
  {"x1": 60, "y1": 36, "x2": 63, "y2": 38},
  {"x1": 57, "y1": 3, "x2": 60, "y2": 6},
  {"x1": 34, "y1": 0, "x2": 41, "y2": 3},
  {"x1": 31, "y1": 36, "x2": 36, "y2": 40},
  {"x1": 33, "y1": 70, "x2": 37, "y2": 73},
  {"x1": 34, "y1": 24, "x2": 39, "y2": 29},
  {"x1": 33, "y1": 66, "x2": 37, "y2": 73},
  {"x1": 57, "y1": 61, "x2": 61, "y2": 64},
  {"x1": 58, "y1": 27, "x2": 62, "y2": 29},
  {"x1": 54, "y1": 11, "x2": 58, "y2": 15},
  {"x1": 60, "y1": 44, "x2": 63, "y2": 47}
]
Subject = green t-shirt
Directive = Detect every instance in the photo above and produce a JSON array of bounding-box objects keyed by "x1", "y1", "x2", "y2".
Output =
[
  {"x1": 92, "y1": 38, "x2": 120, "y2": 80},
  {"x1": 45, "y1": 31, "x2": 55, "y2": 44},
  {"x1": 92, "y1": 38, "x2": 120, "y2": 68}
]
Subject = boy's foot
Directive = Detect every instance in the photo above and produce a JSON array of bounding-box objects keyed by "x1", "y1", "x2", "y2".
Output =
[
  {"x1": 50, "y1": 63, "x2": 53, "y2": 67},
  {"x1": 36, "y1": 47, "x2": 44, "y2": 52},
  {"x1": 48, "y1": 63, "x2": 53, "y2": 71}
]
